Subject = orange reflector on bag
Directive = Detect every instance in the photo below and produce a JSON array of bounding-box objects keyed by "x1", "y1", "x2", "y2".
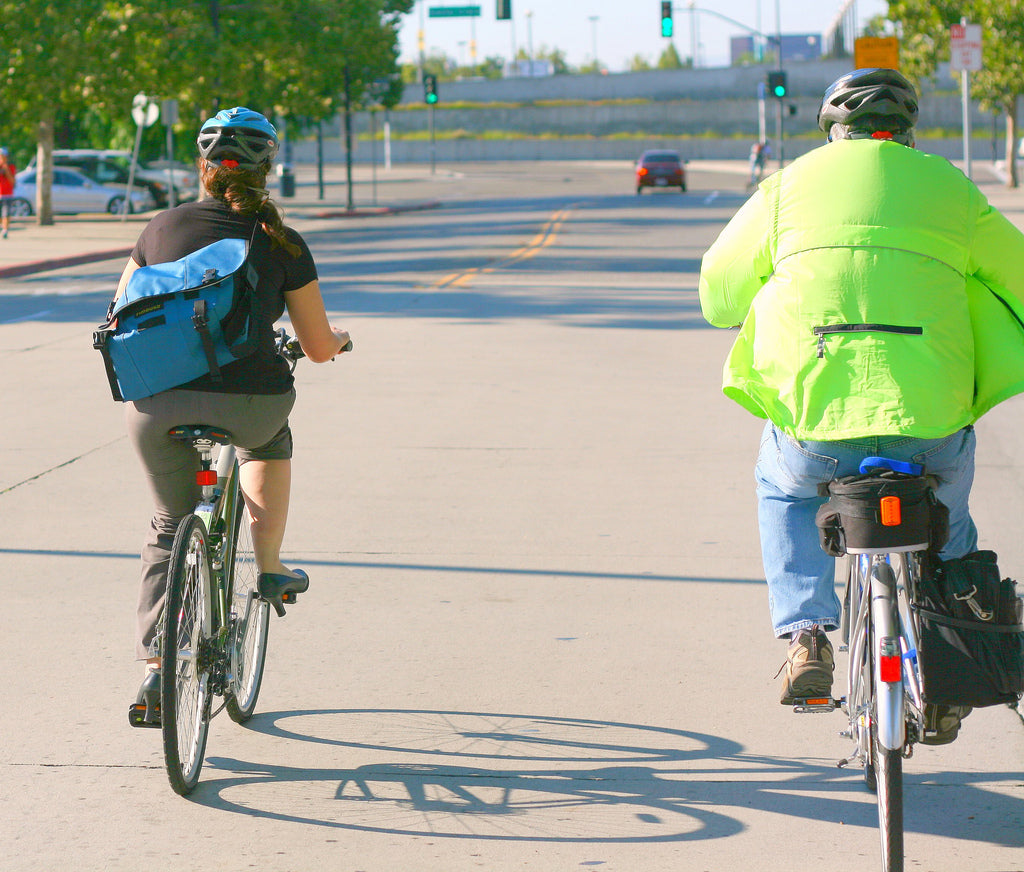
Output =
[{"x1": 879, "y1": 495, "x2": 902, "y2": 526}]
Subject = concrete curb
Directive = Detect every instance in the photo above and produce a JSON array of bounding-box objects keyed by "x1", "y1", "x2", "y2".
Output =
[{"x1": 0, "y1": 247, "x2": 133, "y2": 279}]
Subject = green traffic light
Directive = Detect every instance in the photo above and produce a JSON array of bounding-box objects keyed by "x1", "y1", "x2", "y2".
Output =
[
  {"x1": 426, "y1": 94, "x2": 438, "y2": 105},
  {"x1": 773, "y1": 86, "x2": 786, "y2": 97},
  {"x1": 661, "y1": 18, "x2": 673, "y2": 37}
]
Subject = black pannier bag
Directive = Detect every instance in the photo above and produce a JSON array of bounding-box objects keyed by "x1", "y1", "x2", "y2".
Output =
[
  {"x1": 815, "y1": 471, "x2": 949, "y2": 557},
  {"x1": 914, "y1": 551, "x2": 1024, "y2": 708}
]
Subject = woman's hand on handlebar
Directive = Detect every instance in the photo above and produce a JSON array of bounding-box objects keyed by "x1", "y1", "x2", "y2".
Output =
[{"x1": 332, "y1": 327, "x2": 352, "y2": 357}]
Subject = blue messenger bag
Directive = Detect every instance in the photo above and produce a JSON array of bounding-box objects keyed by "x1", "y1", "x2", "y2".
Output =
[{"x1": 94, "y1": 232, "x2": 260, "y2": 402}]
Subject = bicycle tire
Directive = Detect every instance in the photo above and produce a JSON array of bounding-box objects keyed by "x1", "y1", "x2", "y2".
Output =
[
  {"x1": 224, "y1": 476, "x2": 270, "y2": 723},
  {"x1": 870, "y1": 562, "x2": 905, "y2": 871},
  {"x1": 874, "y1": 743, "x2": 904, "y2": 872},
  {"x1": 161, "y1": 514, "x2": 214, "y2": 795}
]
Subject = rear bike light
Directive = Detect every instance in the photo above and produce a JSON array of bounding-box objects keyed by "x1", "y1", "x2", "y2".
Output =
[
  {"x1": 879, "y1": 636, "x2": 901, "y2": 682},
  {"x1": 879, "y1": 495, "x2": 902, "y2": 526},
  {"x1": 196, "y1": 470, "x2": 218, "y2": 487}
]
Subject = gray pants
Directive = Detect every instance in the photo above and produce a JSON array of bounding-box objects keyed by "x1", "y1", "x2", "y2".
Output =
[{"x1": 126, "y1": 388, "x2": 296, "y2": 659}]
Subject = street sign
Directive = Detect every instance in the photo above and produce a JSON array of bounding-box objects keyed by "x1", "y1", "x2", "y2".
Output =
[
  {"x1": 131, "y1": 92, "x2": 159, "y2": 128},
  {"x1": 854, "y1": 36, "x2": 900, "y2": 71},
  {"x1": 950, "y1": 23, "x2": 982, "y2": 72},
  {"x1": 428, "y1": 5, "x2": 480, "y2": 17}
]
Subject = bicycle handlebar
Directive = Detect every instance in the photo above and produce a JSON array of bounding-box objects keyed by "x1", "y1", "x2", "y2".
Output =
[{"x1": 274, "y1": 328, "x2": 353, "y2": 372}]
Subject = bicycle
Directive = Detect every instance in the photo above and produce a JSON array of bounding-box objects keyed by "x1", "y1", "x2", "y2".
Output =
[
  {"x1": 792, "y1": 456, "x2": 940, "y2": 872},
  {"x1": 128, "y1": 328, "x2": 337, "y2": 795}
]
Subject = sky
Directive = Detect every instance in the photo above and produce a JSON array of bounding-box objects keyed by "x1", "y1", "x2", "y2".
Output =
[{"x1": 397, "y1": 0, "x2": 890, "y2": 72}]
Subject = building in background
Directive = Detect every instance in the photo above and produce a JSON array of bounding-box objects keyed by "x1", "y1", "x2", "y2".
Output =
[{"x1": 730, "y1": 34, "x2": 823, "y2": 66}]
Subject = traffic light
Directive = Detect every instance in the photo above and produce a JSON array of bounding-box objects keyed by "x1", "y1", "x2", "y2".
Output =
[
  {"x1": 767, "y1": 70, "x2": 788, "y2": 99},
  {"x1": 424, "y1": 74, "x2": 439, "y2": 105},
  {"x1": 496, "y1": 0, "x2": 511, "y2": 20},
  {"x1": 660, "y1": 1, "x2": 673, "y2": 37}
]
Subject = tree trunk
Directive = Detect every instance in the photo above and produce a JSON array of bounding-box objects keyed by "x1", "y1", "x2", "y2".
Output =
[
  {"x1": 1007, "y1": 97, "x2": 1019, "y2": 189},
  {"x1": 36, "y1": 115, "x2": 55, "y2": 226},
  {"x1": 343, "y1": 64, "x2": 354, "y2": 212}
]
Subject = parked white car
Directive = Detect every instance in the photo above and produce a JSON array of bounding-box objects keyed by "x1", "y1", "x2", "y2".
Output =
[{"x1": 11, "y1": 167, "x2": 155, "y2": 215}]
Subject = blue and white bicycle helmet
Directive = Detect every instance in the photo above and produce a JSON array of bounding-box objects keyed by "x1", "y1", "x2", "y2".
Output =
[{"x1": 197, "y1": 107, "x2": 279, "y2": 169}]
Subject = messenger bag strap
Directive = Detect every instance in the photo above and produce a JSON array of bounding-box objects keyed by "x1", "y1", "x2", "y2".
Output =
[{"x1": 192, "y1": 299, "x2": 223, "y2": 384}]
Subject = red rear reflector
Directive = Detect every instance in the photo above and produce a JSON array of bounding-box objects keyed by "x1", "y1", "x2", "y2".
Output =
[
  {"x1": 880, "y1": 654, "x2": 901, "y2": 683},
  {"x1": 879, "y1": 496, "x2": 901, "y2": 526},
  {"x1": 196, "y1": 470, "x2": 218, "y2": 486}
]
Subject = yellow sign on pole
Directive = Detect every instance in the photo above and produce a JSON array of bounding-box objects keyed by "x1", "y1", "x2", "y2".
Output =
[{"x1": 854, "y1": 37, "x2": 900, "y2": 70}]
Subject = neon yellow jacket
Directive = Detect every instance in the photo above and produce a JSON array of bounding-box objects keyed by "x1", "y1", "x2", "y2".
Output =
[{"x1": 698, "y1": 139, "x2": 1024, "y2": 440}]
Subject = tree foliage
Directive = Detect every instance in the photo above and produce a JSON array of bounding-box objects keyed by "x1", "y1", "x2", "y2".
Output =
[
  {"x1": 0, "y1": 0, "x2": 411, "y2": 221},
  {"x1": 888, "y1": 0, "x2": 1024, "y2": 187}
]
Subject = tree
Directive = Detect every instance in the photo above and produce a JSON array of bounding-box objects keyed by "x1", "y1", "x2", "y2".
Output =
[
  {"x1": 628, "y1": 54, "x2": 653, "y2": 72},
  {"x1": 0, "y1": 0, "x2": 138, "y2": 223},
  {"x1": 888, "y1": 0, "x2": 1024, "y2": 187},
  {"x1": 657, "y1": 43, "x2": 686, "y2": 70}
]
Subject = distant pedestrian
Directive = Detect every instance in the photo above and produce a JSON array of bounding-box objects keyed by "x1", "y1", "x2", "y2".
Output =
[
  {"x1": 748, "y1": 139, "x2": 771, "y2": 188},
  {"x1": 0, "y1": 148, "x2": 16, "y2": 238}
]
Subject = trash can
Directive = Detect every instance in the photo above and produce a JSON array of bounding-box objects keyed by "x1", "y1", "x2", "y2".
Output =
[{"x1": 277, "y1": 163, "x2": 295, "y2": 198}]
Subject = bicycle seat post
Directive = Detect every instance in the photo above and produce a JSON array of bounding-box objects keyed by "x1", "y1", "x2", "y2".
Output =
[{"x1": 168, "y1": 425, "x2": 233, "y2": 500}]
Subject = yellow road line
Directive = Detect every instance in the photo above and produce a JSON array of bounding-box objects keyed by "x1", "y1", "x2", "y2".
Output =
[{"x1": 434, "y1": 205, "x2": 576, "y2": 288}]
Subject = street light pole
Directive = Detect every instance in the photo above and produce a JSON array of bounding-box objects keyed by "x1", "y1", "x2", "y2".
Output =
[{"x1": 589, "y1": 15, "x2": 599, "y2": 67}]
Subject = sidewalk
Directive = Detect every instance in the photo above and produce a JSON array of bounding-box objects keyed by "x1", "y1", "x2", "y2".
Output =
[{"x1": 0, "y1": 162, "x2": 442, "y2": 279}]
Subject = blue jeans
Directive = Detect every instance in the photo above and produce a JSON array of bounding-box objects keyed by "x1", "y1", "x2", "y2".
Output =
[{"x1": 754, "y1": 423, "x2": 978, "y2": 638}]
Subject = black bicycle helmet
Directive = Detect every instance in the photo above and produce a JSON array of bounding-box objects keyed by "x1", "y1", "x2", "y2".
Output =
[
  {"x1": 817, "y1": 68, "x2": 918, "y2": 140},
  {"x1": 196, "y1": 107, "x2": 279, "y2": 170}
]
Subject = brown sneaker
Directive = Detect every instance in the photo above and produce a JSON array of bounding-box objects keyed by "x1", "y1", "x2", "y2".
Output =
[
  {"x1": 779, "y1": 624, "x2": 835, "y2": 704},
  {"x1": 920, "y1": 704, "x2": 972, "y2": 745}
]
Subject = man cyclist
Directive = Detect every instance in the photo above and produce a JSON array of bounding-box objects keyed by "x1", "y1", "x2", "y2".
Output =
[{"x1": 697, "y1": 68, "x2": 1024, "y2": 742}]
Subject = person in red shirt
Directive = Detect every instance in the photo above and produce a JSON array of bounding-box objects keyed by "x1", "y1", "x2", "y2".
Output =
[{"x1": 0, "y1": 148, "x2": 16, "y2": 238}]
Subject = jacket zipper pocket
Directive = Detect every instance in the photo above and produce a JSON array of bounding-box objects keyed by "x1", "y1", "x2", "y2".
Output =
[{"x1": 813, "y1": 323, "x2": 923, "y2": 358}]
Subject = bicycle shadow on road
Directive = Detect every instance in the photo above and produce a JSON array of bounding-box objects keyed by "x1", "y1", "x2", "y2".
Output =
[{"x1": 191, "y1": 708, "x2": 1023, "y2": 848}]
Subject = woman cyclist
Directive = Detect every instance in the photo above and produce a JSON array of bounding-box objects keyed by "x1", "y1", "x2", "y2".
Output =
[{"x1": 116, "y1": 107, "x2": 351, "y2": 714}]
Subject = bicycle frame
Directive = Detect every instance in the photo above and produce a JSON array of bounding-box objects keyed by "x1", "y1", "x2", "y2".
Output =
[
  {"x1": 192, "y1": 441, "x2": 243, "y2": 647},
  {"x1": 842, "y1": 550, "x2": 926, "y2": 756}
]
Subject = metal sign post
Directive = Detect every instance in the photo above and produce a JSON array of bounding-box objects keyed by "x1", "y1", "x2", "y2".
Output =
[
  {"x1": 950, "y1": 20, "x2": 982, "y2": 179},
  {"x1": 126, "y1": 93, "x2": 159, "y2": 220}
]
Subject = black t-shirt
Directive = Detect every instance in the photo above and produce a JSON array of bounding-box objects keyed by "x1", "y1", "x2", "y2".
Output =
[{"x1": 130, "y1": 199, "x2": 318, "y2": 394}]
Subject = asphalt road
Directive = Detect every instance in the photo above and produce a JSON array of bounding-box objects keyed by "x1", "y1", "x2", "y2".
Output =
[{"x1": 1, "y1": 161, "x2": 1022, "y2": 872}]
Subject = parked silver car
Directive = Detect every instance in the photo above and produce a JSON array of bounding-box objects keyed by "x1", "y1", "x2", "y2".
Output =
[
  {"x1": 11, "y1": 167, "x2": 155, "y2": 215},
  {"x1": 25, "y1": 149, "x2": 199, "y2": 207}
]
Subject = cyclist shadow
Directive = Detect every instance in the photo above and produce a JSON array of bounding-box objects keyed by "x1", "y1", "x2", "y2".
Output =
[{"x1": 190, "y1": 707, "x2": 1021, "y2": 846}]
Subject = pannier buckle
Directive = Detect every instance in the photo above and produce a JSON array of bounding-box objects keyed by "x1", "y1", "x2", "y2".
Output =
[{"x1": 954, "y1": 585, "x2": 993, "y2": 621}]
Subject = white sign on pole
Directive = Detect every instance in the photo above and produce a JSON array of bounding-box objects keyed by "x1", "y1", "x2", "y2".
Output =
[
  {"x1": 950, "y1": 23, "x2": 982, "y2": 72},
  {"x1": 132, "y1": 92, "x2": 160, "y2": 128}
]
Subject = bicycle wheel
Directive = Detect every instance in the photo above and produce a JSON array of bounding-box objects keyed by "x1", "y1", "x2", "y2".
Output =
[
  {"x1": 223, "y1": 475, "x2": 270, "y2": 723},
  {"x1": 874, "y1": 742, "x2": 904, "y2": 871},
  {"x1": 869, "y1": 562, "x2": 904, "y2": 872},
  {"x1": 161, "y1": 514, "x2": 214, "y2": 795}
]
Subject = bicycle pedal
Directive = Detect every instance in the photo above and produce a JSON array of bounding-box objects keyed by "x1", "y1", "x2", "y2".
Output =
[
  {"x1": 128, "y1": 702, "x2": 161, "y2": 728},
  {"x1": 792, "y1": 697, "x2": 839, "y2": 713}
]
